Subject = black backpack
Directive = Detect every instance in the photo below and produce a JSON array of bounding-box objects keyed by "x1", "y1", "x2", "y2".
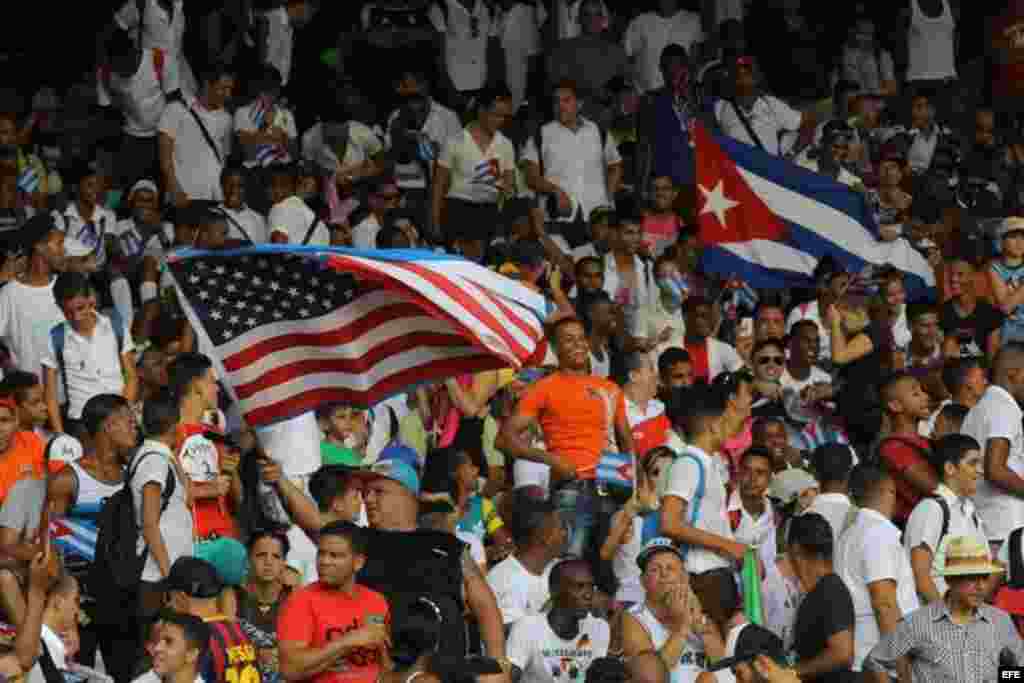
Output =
[{"x1": 88, "y1": 450, "x2": 175, "y2": 607}]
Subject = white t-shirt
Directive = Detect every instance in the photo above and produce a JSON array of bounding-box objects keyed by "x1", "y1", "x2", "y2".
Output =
[
  {"x1": 302, "y1": 121, "x2": 386, "y2": 174},
  {"x1": 114, "y1": 0, "x2": 192, "y2": 94},
  {"x1": 487, "y1": 555, "x2": 553, "y2": 626},
  {"x1": 662, "y1": 445, "x2": 733, "y2": 574},
  {"x1": 262, "y1": 7, "x2": 295, "y2": 86},
  {"x1": 779, "y1": 365, "x2": 831, "y2": 395},
  {"x1": 352, "y1": 215, "x2": 382, "y2": 250},
  {"x1": 522, "y1": 119, "x2": 621, "y2": 223},
  {"x1": 623, "y1": 10, "x2": 704, "y2": 93},
  {"x1": 834, "y1": 507, "x2": 920, "y2": 671},
  {"x1": 178, "y1": 431, "x2": 219, "y2": 485},
  {"x1": 107, "y1": 48, "x2": 169, "y2": 137},
  {"x1": 804, "y1": 492, "x2": 853, "y2": 550},
  {"x1": 507, "y1": 614, "x2": 611, "y2": 683},
  {"x1": 130, "y1": 440, "x2": 193, "y2": 582},
  {"x1": 28, "y1": 624, "x2": 65, "y2": 683},
  {"x1": 0, "y1": 279, "x2": 65, "y2": 381},
  {"x1": 961, "y1": 384, "x2": 1024, "y2": 542},
  {"x1": 439, "y1": 128, "x2": 516, "y2": 205},
  {"x1": 904, "y1": 484, "x2": 988, "y2": 597},
  {"x1": 727, "y1": 490, "x2": 777, "y2": 569},
  {"x1": 40, "y1": 313, "x2": 134, "y2": 419},
  {"x1": 430, "y1": 0, "x2": 500, "y2": 92},
  {"x1": 612, "y1": 516, "x2": 644, "y2": 603},
  {"x1": 221, "y1": 205, "x2": 268, "y2": 244},
  {"x1": 157, "y1": 98, "x2": 232, "y2": 201},
  {"x1": 267, "y1": 196, "x2": 330, "y2": 246},
  {"x1": 54, "y1": 203, "x2": 118, "y2": 266},
  {"x1": 496, "y1": 2, "x2": 545, "y2": 109},
  {"x1": 714, "y1": 96, "x2": 803, "y2": 157}
]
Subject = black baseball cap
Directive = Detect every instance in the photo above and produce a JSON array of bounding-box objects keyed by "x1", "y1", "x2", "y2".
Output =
[
  {"x1": 707, "y1": 624, "x2": 786, "y2": 672},
  {"x1": 158, "y1": 557, "x2": 223, "y2": 599}
]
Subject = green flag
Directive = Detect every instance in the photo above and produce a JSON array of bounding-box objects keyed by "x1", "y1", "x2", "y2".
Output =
[{"x1": 742, "y1": 547, "x2": 763, "y2": 626}]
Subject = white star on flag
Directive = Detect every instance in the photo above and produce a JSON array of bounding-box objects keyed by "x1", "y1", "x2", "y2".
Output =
[{"x1": 699, "y1": 180, "x2": 740, "y2": 227}]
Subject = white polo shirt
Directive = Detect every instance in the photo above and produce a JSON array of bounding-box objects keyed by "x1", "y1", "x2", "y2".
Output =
[
  {"x1": 961, "y1": 384, "x2": 1024, "y2": 542},
  {"x1": 623, "y1": 10, "x2": 704, "y2": 93},
  {"x1": 662, "y1": 444, "x2": 733, "y2": 575},
  {"x1": 106, "y1": 48, "x2": 168, "y2": 137},
  {"x1": 835, "y1": 507, "x2": 920, "y2": 671},
  {"x1": 714, "y1": 96, "x2": 803, "y2": 157},
  {"x1": 267, "y1": 196, "x2": 330, "y2": 246},
  {"x1": 438, "y1": 128, "x2": 516, "y2": 204},
  {"x1": 904, "y1": 483, "x2": 988, "y2": 597},
  {"x1": 158, "y1": 97, "x2": 232, "y2": 201},
  {"x1": 40, "y1": 313, "x2": 134, "y2": 420},
  {"x1": 430, "y1": 0, "x2": 499, "y2": 92},
  {"x1": 522, "y1": 118, "x2": 621, "y2": 223}
]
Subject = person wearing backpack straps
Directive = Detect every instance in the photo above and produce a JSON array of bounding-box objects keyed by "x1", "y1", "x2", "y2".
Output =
[
  {"x1": 41, "y1": 272, "x2": 138, "y2": 440},
  {"x1": 874, "y1": 372, "x2": 939, "y2": 529},
  {"x1": 133, "y1": 389, "x2": 193, "y2": 633},
  {"x1": 158, "y1": 62, "x2": 235, "y2": 210},
  {"x1": 659, "y1": 385, "x2": 749, "y2": 640},
  {"x1": 46, "y1": 394, "x2": 143, "y2": 683},
  {"x1": 524, "y1": 79, "x2": 623, "y2": 250},
  {"x1": 905, "y1": 433, "x2": 988, "y2": 605}
]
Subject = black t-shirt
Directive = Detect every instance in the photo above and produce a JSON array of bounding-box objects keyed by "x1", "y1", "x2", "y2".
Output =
[
  {"x1": 940, "y1": 299, "x2": 1004, "y2": 360},
  {"x1": 793, "y1": 573, "x2": 856, "y2": 683}
]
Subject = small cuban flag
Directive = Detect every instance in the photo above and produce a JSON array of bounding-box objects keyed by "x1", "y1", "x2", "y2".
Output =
[
  {"x1": 597, "y1": 451, "x2": 634, "y2": 490},
  {"x1": 795, "y1": 420, "x2": 849, "y2": 452},
  {"x1": 17, "y1": 166, "x2": 40, "y2": 194},
  {"x1": 471, "y1": 158, "x2": 499, "y2": 185}
]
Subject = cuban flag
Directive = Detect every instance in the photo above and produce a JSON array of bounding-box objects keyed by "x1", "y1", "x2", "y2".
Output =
[
  {"x1": 597, "y1": 451, "x2": 635, "y2": 490},
  {"x1": 795, "y1": 420, "x2": 850, "y2": 452},
  {"x1": 693, "y1": 123, "x2": 935, "y2": 298}
]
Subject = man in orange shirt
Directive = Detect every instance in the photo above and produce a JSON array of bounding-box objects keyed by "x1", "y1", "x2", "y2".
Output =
[{"x1": 497, "y1": 316, "x2": 635, "y2": 558}]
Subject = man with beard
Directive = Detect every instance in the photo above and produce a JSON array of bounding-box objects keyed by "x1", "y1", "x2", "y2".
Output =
[{"x1": 507, "y1": 560, "x2": 610, "y2": 683}]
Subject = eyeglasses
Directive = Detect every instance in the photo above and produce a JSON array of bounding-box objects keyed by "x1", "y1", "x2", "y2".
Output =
[{"x1": 757, "y1": 356, "x2": 785, "y2": 366}]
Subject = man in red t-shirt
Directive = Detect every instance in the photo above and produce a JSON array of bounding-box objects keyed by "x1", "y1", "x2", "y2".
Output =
[
  {"x1": 278, "y1": 521, "x2": 390, "y2": 683},
  {"x1": 878, "y1": 372, "x2": 939, "y2": 526}
]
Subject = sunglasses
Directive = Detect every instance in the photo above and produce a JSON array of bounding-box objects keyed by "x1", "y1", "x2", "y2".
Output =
[{"x1": 757, "y1": 355, "x2": 785, "y2": 366}]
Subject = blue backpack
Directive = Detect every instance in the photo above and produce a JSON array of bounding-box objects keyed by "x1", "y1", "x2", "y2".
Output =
[
  {"x1": 641, "y1": 451, "x2": 706, "y2": 556},
  {"x1": 50, "y1": 308, "x2": 126, "y2": 399}
]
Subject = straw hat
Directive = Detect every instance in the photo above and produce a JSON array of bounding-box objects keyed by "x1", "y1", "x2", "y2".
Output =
[{"x1": 939, "y1": 536, "x2": 1004, "y2": 577}]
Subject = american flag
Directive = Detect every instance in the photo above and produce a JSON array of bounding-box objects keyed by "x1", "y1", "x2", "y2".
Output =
[{"x1": 167, "y1": 246, "x2": 548, "y2": 427}]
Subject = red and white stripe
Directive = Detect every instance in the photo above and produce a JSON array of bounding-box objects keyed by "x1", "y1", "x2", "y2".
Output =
[{"x1": 177, "y1": 250, "x2": 547, "y2": 426}]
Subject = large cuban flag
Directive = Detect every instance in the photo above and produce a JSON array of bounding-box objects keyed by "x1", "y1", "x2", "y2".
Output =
[{"x1": 693, "y1": 123, "x2": 935, "y2": 298}]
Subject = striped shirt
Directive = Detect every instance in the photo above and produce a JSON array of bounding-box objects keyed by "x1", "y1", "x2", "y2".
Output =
[{"x1": 863, "y1": 601, "x2": 1024, "y2": 682}]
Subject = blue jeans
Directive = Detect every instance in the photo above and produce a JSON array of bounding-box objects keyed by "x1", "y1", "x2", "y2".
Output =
[{"x1": 551, "y1": 481, "x2": 618, "y2": 559}]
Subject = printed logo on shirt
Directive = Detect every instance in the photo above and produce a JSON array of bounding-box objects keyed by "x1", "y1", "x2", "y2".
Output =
[
  {"x1": 471, "y1": 158, "x2": 500, "y2": 185},
  {"x1": 325, "y1": 617, "x2": 386, "y2": 670}
]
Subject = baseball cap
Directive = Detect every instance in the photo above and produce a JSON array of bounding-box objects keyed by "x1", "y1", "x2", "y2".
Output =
[
  {"x1": 769, "y1": 469, "x2": 819, "y2": 506},
  {"x1": 636, "y1": 537, "x2": 684, "y2": 570},
  {"x1": 128, "y1": 179, "x2": 159, "y2": 198},
  {"x1": 707, "y1": 624, "x2": 786, "y2": 672},
  {"x1": 354, "y1": 457, "x2": 420, "y2": 496},
  {"x1": 158, "y1": 557, "x2": 224, "y2": 599}
]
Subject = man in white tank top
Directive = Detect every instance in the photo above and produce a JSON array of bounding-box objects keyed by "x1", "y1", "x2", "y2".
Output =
[
  {"x1": 619, "y1": 538, "x2": 723, "y2": 683},
  {"x1": 904, "y1": 0, "x2": 959, "y2": 123}
]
